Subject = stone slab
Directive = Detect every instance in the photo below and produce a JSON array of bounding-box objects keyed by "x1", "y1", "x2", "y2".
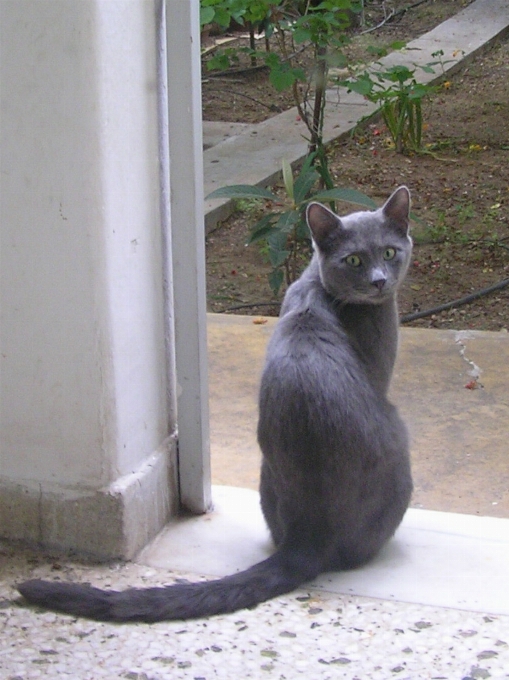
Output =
[
  {"x1": 203, "y1": 121, "x2": 257, "y2": 150},
  {"x1": 139, "y1": 485, "x2": 509, "y2": 616}
]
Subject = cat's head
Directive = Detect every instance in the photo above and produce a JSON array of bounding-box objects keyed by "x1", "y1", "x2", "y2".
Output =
[{"x1": 306, "y1": 186, "x2": 412, "y2": 304}]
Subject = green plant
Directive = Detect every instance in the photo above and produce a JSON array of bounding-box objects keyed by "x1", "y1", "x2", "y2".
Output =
[
  {"x1": 455, "y1": 201, "x2": 476, "y2": 226},
  {"x1": 342, "y1": 64, "x2": 433, "y2": 153},
  {"x1": 207, "y1": 153, "x2": 375, "y2": 294},
  {"x1": 201, "y1": 1, "x2": 360, "y2": 156},
  {"x1": 339, "y1": 47, "x2": 456, "y2": 154},
  {"x1": 416, "y1": 210, "x2": 449, "y2": 244},
  {"x1": 200, "y1": 0, "x2": 272, "y2": 32},
  {"x1": 233, "y1": 197, "x2": 266, "y2": 218}
]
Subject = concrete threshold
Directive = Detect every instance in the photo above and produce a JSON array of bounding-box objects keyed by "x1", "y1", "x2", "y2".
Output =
[
  {"x1": 203, "y1": 0, "x2": 509, "y2": 230},
  {"x1": 139, "y1": 486, "x2": 509, "y2": 616}
]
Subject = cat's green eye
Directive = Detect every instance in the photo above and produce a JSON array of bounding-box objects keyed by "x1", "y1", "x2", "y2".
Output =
[
  {"x1": 383, "y1": 248, "x2": 396, "y2": 261},
  {"x1": 345, "y1": 254, "x2": 362, "y2": 267}
]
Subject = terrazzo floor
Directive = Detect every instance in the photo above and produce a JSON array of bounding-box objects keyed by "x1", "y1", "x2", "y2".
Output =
[{"x1": 1, "y1": 540, "x2": 508, "y2": 680}]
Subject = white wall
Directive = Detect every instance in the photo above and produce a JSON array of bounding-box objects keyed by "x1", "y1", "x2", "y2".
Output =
[{"x1": 0, "y1": 0, "x2": 178, "y2": 557}]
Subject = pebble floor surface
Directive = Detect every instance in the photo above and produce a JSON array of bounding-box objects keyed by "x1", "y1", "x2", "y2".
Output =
[{"x1": 1, "y1": 541, "x2": 508, "y2": 680}]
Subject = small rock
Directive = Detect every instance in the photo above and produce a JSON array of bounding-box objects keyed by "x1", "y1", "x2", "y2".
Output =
[{"x1": 477, "y1": 651, "x2": 497, "y2": 660}]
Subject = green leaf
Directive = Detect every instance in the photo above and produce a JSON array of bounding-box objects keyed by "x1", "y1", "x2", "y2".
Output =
[
  {"x1": 264, "y1": 51, "x2": 280, "y2": 69},
  {"x1": 342, "y1": 76, "x2": 373, "y2": 96},
  {"x1": 206, "y1": 185, "x2": 278, "y2": 201},
  {"x1": 390, "y1": 40, "x2": 407, "y2": 51},
  {"x1": 268, "y1": 229, "x2": 288, "y2": 252},
  {"x1": 327, "y1": 51, "x2": 348, "y2": 68},
  {"x1": 276, "y1": 210, "x2": 300, "y2": 233},
  {"x1": 409, "y1": 83, "x2": 433, "y2": 99},
  {"x1": 296, "y1": 151, "x2": 317, "y2": 178},
  {"x1": 269, "y1": 66, "x2": 296, "y2": 92},
  {"x1": 384, "y1": 64, "x2": 414, "y2": 83},
  {"x1": 200, "y1": 6, "x2": 215, "y2": 26},
  {"x1": 367, "y1": 45, "x2": 388, "y2": 58},
  {"x1": 311, "y1": 188, "x2": 377, "y2": 209},
  {"x1": 268, "y1": 268, "x2": 284, "y2": 295},
  {"x1": 207, "y1": 52, "x2": 234, "y2": 71},
  {"x1": 269, "y1": 65, "x2": 305, "y2": 92},
  {"x1": 247, "y1": 214, "x2": 278, "y2": 244},
  {"x1": 269, "y1": 248, "x2": 290, "y2": 268},
  {"x1": 293, "y1": 166, "x2": 319, "y2": 204},
  {"x1": 214, "y1": 7, "x2": 232, "y2": 28},
  {"x1": 247, "y1": 226, "x2": 276, "y2": 245},
  {"x1": 295, "y1": 218, "x2": 311, "y2": 241},
  {"x1": 315, "y1": 154, "x2": 335, "y2": 192},
  {"x1": 293, "y1": 27, "x2": 312, "y2": 44},
  {"x1": 282, "y1": 159, "x2": 294, "y2": 202}
]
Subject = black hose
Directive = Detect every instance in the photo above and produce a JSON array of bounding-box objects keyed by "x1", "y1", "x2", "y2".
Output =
[
  {"x1": 214, "y1": 278, "x2": 509, "y2": 323},
  {"x1": 215, "y1": 302, "x2": 281, "y2": 313},
  {"x1": 401, "y1": 278, "x2": 509, "y2": 323}
]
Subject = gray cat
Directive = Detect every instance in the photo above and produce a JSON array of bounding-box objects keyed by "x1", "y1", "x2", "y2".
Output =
[{"x1": 18, "y1": 185, "x2": 413, "y2": 622}]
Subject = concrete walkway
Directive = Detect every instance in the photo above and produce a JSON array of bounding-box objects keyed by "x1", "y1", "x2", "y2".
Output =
[{"x1": 207, "y1": 316, "x2": 509, "y2": 518}]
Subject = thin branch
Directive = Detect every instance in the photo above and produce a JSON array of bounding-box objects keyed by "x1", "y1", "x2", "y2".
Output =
[
  {"x1": 360, "y1": 0, "x2": 432, "y2": 35},
  {"x1": 360, "y1": 9, "x2": 395, "y2": 35}
]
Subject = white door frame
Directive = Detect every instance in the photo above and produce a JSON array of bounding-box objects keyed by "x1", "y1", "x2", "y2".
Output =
[{"x1": 163, "y1": 0, "x2": 211, "y2": 514}]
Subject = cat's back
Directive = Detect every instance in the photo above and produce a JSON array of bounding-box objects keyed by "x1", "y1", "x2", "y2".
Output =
[
  {"x1": 266, "y1": 261, "x2": 352, "y2": 367},
  {"x1": 260, "y1": 261, "x2": 369, "y2": 418},
  {"x1": 258, "y1": 258, "x2": 402, "y2": 482}
]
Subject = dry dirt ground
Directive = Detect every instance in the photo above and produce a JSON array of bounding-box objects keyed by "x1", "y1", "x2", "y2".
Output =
[{"x1": 203, "y1": 1, "x2": 509, "y2": 331}]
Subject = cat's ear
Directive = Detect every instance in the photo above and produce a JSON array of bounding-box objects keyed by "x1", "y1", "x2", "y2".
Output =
[
  {"x1": 383, "y1": 186, "x2": 410, "y2": 236},
  {"x1": 306, "y1": 202, "x2": 343, "y2": 250}
]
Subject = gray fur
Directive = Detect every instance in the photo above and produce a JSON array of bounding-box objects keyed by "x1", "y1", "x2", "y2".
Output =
[
  {"x1": 258, "y1": 185, "x2": 413, "y2": 571},
  {"x1": 18, "y1": 186, "x2": 413, "y2": 622}
]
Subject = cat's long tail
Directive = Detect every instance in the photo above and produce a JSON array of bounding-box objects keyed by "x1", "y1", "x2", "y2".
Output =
[{"x1": 17, "y1": 546, "x2": 321, "y2": 623}]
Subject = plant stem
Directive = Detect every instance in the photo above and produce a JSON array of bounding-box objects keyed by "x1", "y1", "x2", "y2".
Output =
[
  {"x1": 310, "y1": 45, "x2": 327, "y2": 154},
  {"x1": 248, "y1": 23, "x2": 257, "y2": 67}
]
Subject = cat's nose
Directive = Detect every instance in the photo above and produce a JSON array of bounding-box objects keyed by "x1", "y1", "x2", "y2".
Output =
[{"x1": 371, "y1": 276, "x2": 386, "y2": 291}]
